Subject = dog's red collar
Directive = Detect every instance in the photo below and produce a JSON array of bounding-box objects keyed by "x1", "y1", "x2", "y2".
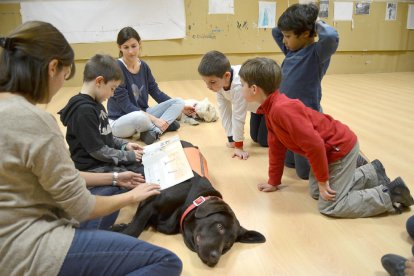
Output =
[{"x1": 180, "y1": 196, "x2": 216, "y2": 231}]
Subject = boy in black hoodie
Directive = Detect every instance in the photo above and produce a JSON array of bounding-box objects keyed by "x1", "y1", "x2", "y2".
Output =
[{"x1": 59, "y1": 54, "x2": 144, "y2": 174}]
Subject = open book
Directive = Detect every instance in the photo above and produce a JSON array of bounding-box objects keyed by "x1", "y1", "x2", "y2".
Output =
[{"x1": 142, "y1": 135, "x2": 194, "y2": 190}]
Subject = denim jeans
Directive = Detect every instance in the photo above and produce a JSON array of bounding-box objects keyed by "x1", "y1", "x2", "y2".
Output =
[
  {"x1": 80, "y1": 186, "x2": 125, "y2": 230},
  {"x1": 58, "y1": 229, "x2": 182, "y2": 276},
  {"x1": 110, "y1": 99, "x2": 184, "y2": 138},
  {"x1": 146, "y1": 98, "x2": 184, "y2": 125}
]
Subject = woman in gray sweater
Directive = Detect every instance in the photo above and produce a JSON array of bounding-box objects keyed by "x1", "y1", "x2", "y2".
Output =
[{"x1": 0, "y1": 21, "x2": 182, "y2": 276}]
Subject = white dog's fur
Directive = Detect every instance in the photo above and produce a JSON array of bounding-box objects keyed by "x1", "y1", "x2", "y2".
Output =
[{"x1": 180, "y1": 98, "x2": 219, "y2": 125}]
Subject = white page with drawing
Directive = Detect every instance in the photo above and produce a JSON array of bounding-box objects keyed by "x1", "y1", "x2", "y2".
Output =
[{"x1": 143, "y1": 135, "x2": 193, "y2": 190}]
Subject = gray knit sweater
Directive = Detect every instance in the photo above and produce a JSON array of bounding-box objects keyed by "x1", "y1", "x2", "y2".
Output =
[{"x1": 0, "y1": 95, "x2": 96, "y2": 275}]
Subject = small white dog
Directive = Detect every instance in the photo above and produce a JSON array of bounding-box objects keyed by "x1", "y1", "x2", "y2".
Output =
[{"x1": 181, "y1": 98, "x2": 219, "y2": 125}]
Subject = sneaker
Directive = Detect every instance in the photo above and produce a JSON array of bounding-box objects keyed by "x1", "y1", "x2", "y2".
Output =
[
  {"x1": 140, "y1": 130, "x2": 159, "y2": 145},
  {"x1": 356, "y1": 154, "x2": 368, "y2": 167},
  {"x1": 371, "y1": 159, "x2": 390, "y2": 186},
  {"x1": 387, "y1": 177, "x2": 414, "y2": 212},
  {"x1": 381, "y1": 254, "x2": 406, "y2": 276},
  {"x1": 165, "y1": 120, "x2": 180, "y2": 132}
]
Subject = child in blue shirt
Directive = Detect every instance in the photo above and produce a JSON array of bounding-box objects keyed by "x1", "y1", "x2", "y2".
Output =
[{"x1": 251, "y1": 3, "x2": 339, "y2": 179}]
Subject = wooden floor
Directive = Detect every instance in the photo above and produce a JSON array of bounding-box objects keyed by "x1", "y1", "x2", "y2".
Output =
[{"x1": 44, "y1": 72, "x2": 414, "y2": 276}]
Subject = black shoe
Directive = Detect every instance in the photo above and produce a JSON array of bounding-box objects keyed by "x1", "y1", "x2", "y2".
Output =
[
  {"x1": 387, "y1": 177, "x2": 414, "y2": 213},
  {"x1": 381, "y1": 254, "x2": 406, "y2": 276},
  {"x1": 371, "y1": 159, "x2": 391, "y2": 186},
  {"x1": 166, "y1": 120, "x2": 180, "y2": 132},
  {"x1": 140, "y1": 130, "x2": 159, "y2": 145},
  {"x1": 356, "y1": 154, "x2": 368, "y2": 167}
]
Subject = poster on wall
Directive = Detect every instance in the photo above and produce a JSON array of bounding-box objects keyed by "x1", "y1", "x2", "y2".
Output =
[
  {"x1": 334, "y1": 2, "x2": 353, "y2": 21},
  {"x1": 355, "y1": 2, "x2": 371, "y2": 15},
  {"x1": 319, "y1": 0, "x2": 329, "y2": 18},
  {"x1": 20, "y1": 0, "x2": 186, "y2": 43},
  {"x1": 208, "y1": 0, "x2": 234, "y2": 14},
  {"x1": 408, "y1": 4, "x2": 414, "y2": 29},
  {"x1": 385, "y1": 2, "x2": 397, "y2": 21},
  {"x1": 258, "y1": 1, "x2": 276, "y2": 28}
]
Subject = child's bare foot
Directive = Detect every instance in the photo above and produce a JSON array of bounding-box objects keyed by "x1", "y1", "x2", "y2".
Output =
[
  {"x1": 226, "y1": 141, "x2": 235, "y2": 148},
  {"x1": 406, "y1": 257, "x2": 414, "y2": 276}
]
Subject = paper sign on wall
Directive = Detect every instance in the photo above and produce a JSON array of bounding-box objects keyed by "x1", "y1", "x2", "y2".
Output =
[
  {"x1": 258, "y1": 1, "x2": 276, "y2": 28},
  {"x1": 334, "y1": 2, "x2": 353, "y2": 21},
  {"x1": 21, "y1": 0, "x2": 186, "y2": 43}
]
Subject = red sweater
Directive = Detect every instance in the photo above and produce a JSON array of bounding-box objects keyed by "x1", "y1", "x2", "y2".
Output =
[{"x1": 257, "y1": 91, "x2": 357, "y2": 186}]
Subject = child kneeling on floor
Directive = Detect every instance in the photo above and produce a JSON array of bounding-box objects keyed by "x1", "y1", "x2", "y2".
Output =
[{"x1": 238, "y1": 57, "x2": 413, "y2": 218}]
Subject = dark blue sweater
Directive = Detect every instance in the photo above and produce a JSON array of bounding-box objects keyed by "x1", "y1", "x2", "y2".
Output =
[
  {"x1": 272, "y1": 21, "x2": 339, "y2": 111},
  {"x1": 108, "y1": 59, "x2": 171, "y2": 120}
]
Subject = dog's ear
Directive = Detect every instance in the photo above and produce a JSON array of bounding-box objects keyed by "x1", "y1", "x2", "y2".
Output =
[
  {"x1": 195, "y1": 199, "x2": 233, "y2": 218},
  {"x1": 236, "y1": 226, "x2": 266, "y2": 243}
]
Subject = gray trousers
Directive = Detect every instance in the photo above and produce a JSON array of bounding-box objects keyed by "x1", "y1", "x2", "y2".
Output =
[{"x1": 309, "y1": 142, "x2": 394, "y2": 218}]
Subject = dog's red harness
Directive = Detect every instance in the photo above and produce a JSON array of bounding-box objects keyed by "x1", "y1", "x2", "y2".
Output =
[
  {"x1": 180, "y1": 147, "x2": 217, "y2": 231},
  {"x1": 180, "y1": 196, "x2": 216, "y2": 231}
]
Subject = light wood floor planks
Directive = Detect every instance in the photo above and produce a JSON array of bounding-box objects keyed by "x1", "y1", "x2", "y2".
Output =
[{"x1": 43, "y1": 72, "x2": 414, "y2": 276}]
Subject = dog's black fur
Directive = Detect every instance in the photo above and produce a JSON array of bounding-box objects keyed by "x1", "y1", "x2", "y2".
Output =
[{"x1": 112, "y1": 144, "x2": 265, "y2": 266}]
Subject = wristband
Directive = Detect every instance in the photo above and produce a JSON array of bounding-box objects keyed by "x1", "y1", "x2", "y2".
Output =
[
  {"x1": 234, "y1": 141, "x2": 243, "y2": 149},
  {"x1": 112, "y1": 172, "x2": 118, "y2": 186}
]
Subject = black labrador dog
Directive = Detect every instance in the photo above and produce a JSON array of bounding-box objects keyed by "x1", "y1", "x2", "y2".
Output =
[{"x1": 113, "y1": 144, "x2": 265, "y2": 267}]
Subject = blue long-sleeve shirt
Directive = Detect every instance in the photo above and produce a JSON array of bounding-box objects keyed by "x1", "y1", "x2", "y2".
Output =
[
  {"x1": 108, "y1": 59, "x2": 171, "y2": 120},
  {"x1": 272, "y1": 21, "x2": 339, "y2": 111}
]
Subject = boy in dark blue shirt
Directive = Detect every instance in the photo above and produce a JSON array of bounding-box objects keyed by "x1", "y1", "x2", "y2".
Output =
[{"x1": 250, "y1": 3, "x2": 339, "y2": 180}]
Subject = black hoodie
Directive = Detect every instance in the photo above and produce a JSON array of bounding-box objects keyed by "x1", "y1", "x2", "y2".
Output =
[{"x1": 59, "y1": 93, "x2": 134, "y2": 171}]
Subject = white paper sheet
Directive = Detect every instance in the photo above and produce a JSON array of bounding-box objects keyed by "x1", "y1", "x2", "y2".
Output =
[
  {"x1": 407, "y1": 5, "x2": 414, "y2": 29},
  {"x1": 258, "y1": 1, "x2": 276, "y2": 29},
  {"x1": 208, "y1": 0, "x2": 234, "y2": 15},
  {"x1": 334, "y1": 2, "x2": 354, "y2": 21},
  {"x1": 143, "y1": 135, "x2": 194, "y2": 190},
  {"x1": 299, "y1": 0, "x2": 317, "y2": 4},
  {"x1": 20, "y1": 0, "x2": 185, "y2": 43}
]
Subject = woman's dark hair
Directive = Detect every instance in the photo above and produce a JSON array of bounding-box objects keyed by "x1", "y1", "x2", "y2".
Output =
[
  {"x1": 277, "y1": 3, "x2": 319, "y2": 37},
  {"x1": 83, "y1": 54, "x2": 123, "y2": 83},
  {"x1": 116, "y1": 27, "x2": 141, "y2": 58},
  {"x1": 0, "y1": 21, "x2": 75, "y2": 103}
]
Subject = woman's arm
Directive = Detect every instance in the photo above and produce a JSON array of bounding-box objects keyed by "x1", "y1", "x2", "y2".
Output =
[
  {"x1": 87, "y1": 183, "x2": 160, "y2": 220},
  {"x1": 80, "y1": 171, "x2": 145, "y2": 189},
  {"x1": 143, "y1": 62, "x2": 171, "y2": 103}
]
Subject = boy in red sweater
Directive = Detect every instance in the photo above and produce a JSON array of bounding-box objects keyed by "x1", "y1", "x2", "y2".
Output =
[{"x1": 238, "y1": 57, "x2": 413, "y2": 217}]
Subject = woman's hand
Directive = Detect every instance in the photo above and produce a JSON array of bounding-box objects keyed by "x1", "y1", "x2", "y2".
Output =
[
  {"x1": 318, "y1": 181, "x2": 336, "y2": 201},
  {"x1": 117, "y1": 171, "x2": 145, "y2": 189},
  {"x1": 154, "y1": 118, "x2": 169, "y2": 132},
  {"x1": 183, "y1": 105, "x2": 196, "y2": 117},
  {"x1": 129, "y1": 183, "x2": 161, "y2": 202}
]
